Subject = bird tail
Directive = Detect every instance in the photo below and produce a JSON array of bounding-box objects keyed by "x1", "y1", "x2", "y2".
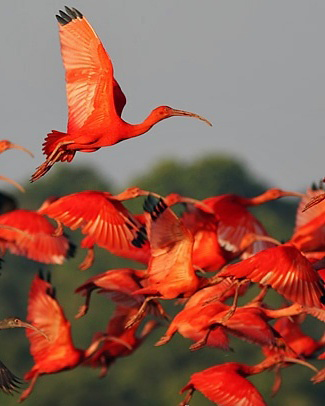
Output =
[
  {"x1": 31, "y1": 131, "x2": 75, "y2": 182},
  {"x1": 42, "y1": 130, "x2": 75, "y2": 162}
]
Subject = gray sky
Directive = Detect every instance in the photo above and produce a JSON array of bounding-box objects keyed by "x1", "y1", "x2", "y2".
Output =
[{"x1": 1, "y1": 1, "x2": 325, "y2": 193}]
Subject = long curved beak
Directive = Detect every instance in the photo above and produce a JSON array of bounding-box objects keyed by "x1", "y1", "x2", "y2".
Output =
[
  {"x1": 7, "y1": 142, "x2": 34, "y2": 158},
  {"x1": 171, "y1": 109, "x2": 212, "y2": 127},
  {"x1": 0, "y1": 176, "x2": 25, "y2": 192},
  {"x1": 282, "y1": 191, "x2": 305, "y2": 198},
  {"x1": 283, "y1": 356, "x2": 319, "y2": 372},
  {"x1": 18, "y1": 321, "x2": 49, "y2": 340}
]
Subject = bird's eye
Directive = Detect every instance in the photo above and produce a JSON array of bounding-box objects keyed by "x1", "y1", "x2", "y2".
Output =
[{"x1": 14, "y1": 318, "x2": 19, "y2": 324}]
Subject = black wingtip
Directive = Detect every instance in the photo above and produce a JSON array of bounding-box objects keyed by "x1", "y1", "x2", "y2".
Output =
[
  {"x1": 56, "y1": 14, "x2": 68, "y2": 25},
  {"x1": 143, "y1": 194, "x2": 168, "y2": 220},
  {"x1": 131, "y1": 226, "x2": 148, "y2": 248},
  {"x1": 56, "y1": 7, "x2": 82, "y2": 25},
  {"x1": 320, "y1": 295, "x2": 325, "y2": 305},
  {"x1": 0, "y1": 360, "x2": 22, "y2": 395},
  {"x1": 64, "y1": 6, "x2": 83, "y2": 19},
  {"x1": 311, "y1": 180, "x2": 325, "y2": 191}
]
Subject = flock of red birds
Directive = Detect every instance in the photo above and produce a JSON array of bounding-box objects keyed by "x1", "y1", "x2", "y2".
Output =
[{"x1": 0, "y1": 5, "x2": 325, "y2": 405}]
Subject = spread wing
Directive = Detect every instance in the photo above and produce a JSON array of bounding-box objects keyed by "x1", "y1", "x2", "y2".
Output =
[
  {"x1": 0, "y1": 360, "x2": 21, "y2": 395},
  {"x1": 26, "y1": 274, "x2": 80, "y2": 367},
  {"x1": 40, "y1": 191, "x2": 140, "y2": 255},
  {"x1": 148, "y1": 205, "x2": 194, "y2": 286},
  {"x1": 57, "y1": 7, "x2": 126, "y2": 134},
  {"x1": 204, "y1": 196, "x2": 274, "y2": 258},
  {"x1": 0, "y1": 210, "x2": 73, "y2": 264},
  {"x1": 181, "y1": 365, "x2": 266, "y2": 406},
  {"x1": 218, "y1": 244, "x2": 325, "y2": 308}
]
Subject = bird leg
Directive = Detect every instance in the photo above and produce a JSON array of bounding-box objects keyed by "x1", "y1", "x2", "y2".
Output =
[
  {"x1": 18, "y1": 373, "x2": 39, "y2": 403},
  {"x1": 179, "y1": 387, "x2": 195, "y2": 406},
  {"x1": 31, "y1": 141, "x2": 73, "y2": 182},
  {"x1": 220, "y1": 280, "x2": 246, "y2": 323},
  {"x1": 125, "y1": 296, "x2": 159, "y2": 329},
  {"x1": 155, "y1": 329, "x2": 176, "y2": 346},
  {"x1": 247, "y1": 285, "x2": 269, "y2": 305},
  {"x1": 79, "y1": 247, "x2": 95, "y2": 271},
  {"x1": 75, "y1": 288, "x2": 95, "y2": 319},
  {"x1": 189, "y1": 329, "x2": 212, "y2": 351},
  {"x1": 151, "y1": 299, "x2": 170, "y2": 321}
]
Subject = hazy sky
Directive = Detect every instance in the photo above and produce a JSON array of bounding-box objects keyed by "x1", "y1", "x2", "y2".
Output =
[{"x1": 1, "y1": 1, "x2": 325, "y2": 193}]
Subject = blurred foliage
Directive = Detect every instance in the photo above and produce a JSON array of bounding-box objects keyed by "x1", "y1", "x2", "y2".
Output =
[{"x1": 0, "y1": 154, "x2": 323, "y2": 406}]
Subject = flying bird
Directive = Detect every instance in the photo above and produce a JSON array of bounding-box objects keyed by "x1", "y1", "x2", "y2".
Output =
[
  {"x1": 19, "y1": 273, "x2": 106, "y2": 402},
  {"x1": 85, "y1": 306, "x2": 158, "y2": 377},
  {"x1": 201, "y1": 188, "x2": 304, "y2": 258},
  {"x1": 180, "y1": 355, "x2": 317, "y2": 406},
  {"x1": 214, "y1": 243, "x2": 325, "y2": 310},
  {"x1": 0, "y1": 317, "x2": 47, "y2": 395},
  {"x1": 31, "y1": 7, "x2": 211, "y2": 182},
  {"x1": 39, "y1": 187, "x2": 153, "y2": 269},
  {"x1": 128, "y1": 194, "x2": 207, "y2": 326},
  {"x1": 0, "y1": 208, "x2": 75, "y2": 265}
]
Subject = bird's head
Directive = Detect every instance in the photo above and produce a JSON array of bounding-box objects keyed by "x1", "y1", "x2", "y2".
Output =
[
  {"x1": 151, "y1": 106, "x2": 212, "y2": 126},
  {"x1": 0, "y1": 317, "x2": 25, "y2": 329},
  {"x1": 264, "y1": 188, "x2": 305, "y2": 200},
  {"x1": 0, "y1": 317, "x2": 49, "y2": 339},
  {"x1": 115, "y1": 187, "x2": 149, "y2": 200}
]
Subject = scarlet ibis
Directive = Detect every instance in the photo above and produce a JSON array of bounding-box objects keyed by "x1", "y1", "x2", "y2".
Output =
[
  {"x1": 128, "y1": 194, "x2": 207, "y2": 327},
  {"x1": 164, "y1": 193, "x2": 229, "y2": 271},
  {"x1": 180, "y1": 355, "x2": 317, "y2": 406},
  {"x1": 39, "y1": 187, "x2": 153, "y2": 269},
  {"x1": 31, "y1": 7, "x2": 211, "y2": 182},
  {"x1": 263, "y1": 315, "x2": 325, "y2": 359},
  {"x1": 155, "y1": 301, "x2": 230, "y2": 350},
  {"x1": 0, "y1": 317, "x2": 46, "y2": 395},
  {"x1": 202, "y1": 188, "x2": 304, "y2": 258},
  {"x1": 74, "y1": 268, "x2": 166, "y2": 321},
  {"x1": 0, "y1": 208, "x2": 75, "y2": 265},
  {"x1": 85, "y1": 306, "x2": 158, "y2": 377},
  {"x1": 19, "y1": 273, "x2": 106, "y2": 402},
  {"x1": 215, "y1": 243, "x2": 325, "y2": 309}
]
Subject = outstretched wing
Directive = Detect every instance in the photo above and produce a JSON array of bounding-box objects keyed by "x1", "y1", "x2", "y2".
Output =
[
  {"x1": 0, "y1": 360, "x2": 21, "y2": 395},
  {"x1": 0, "y1": 210, "x2": 74, "y2": 264},
  {"x1": 40, "y1": 191, "x2": 141, "y2": 255},
  {"x1": 26, "y1": 274, "x2": 80, "y2": 367},
  {"x1": 57, "y1": 7, "x2": 126, "y2": 134}
]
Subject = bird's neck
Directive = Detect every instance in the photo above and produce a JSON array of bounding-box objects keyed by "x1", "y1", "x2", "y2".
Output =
[
  {"x1": 127, "y1": 111, "x2": 166, "y2": 138},
  {"x1": 245, "y1": 191, "x2": 275, "y2": 206}
]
